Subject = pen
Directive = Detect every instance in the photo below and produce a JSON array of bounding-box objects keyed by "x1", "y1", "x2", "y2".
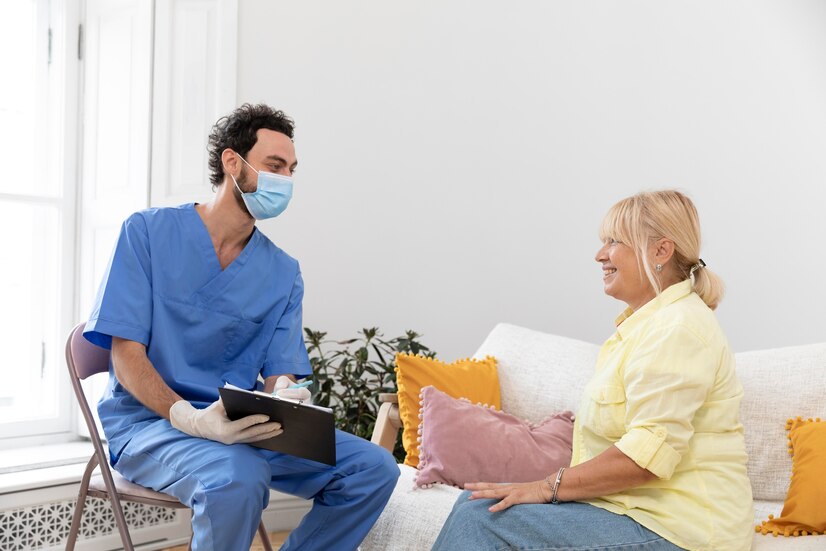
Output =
[{"x1": 288, "y1": 380, "x2": 313, "y2": 389}]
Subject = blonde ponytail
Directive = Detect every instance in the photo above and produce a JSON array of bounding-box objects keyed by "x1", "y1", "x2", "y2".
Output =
[{"x1": 692, "y1": 264, "x2": 724, "y2": 311}]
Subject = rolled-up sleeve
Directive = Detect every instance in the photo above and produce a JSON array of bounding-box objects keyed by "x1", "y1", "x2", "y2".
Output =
[{"x1": 615, "y1": 324, "x2": 715, "y2": 479}]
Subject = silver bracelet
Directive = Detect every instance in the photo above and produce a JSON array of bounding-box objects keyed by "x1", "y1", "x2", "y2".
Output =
[{"x1": 550, "y1": 467, "x2": 565, "y2": 504}]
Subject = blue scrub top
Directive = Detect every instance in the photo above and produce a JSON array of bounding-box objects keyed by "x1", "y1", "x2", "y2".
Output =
[{"x1": 85, "y1": 203, "x2": 311, "y2": 458}]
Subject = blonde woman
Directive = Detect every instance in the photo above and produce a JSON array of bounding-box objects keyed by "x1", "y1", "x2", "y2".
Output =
[{"x1": 432, "y1": 190, "x2": 753, "y2": 551}]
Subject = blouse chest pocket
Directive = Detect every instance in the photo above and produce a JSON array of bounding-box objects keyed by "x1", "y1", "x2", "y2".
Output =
[{"x1": 589, "y1": 384, "x2": 627, "y2": 439}]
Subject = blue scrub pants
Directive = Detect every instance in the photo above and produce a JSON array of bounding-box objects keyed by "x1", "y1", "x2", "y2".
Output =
[
  {"x1": 432, "y1": 491, "x2": 686, "y2": 550},
  {"x1": 113, "y1": 420, "x2": 399, "y2": 551}
]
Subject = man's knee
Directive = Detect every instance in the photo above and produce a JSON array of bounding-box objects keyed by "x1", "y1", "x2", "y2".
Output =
[
  {"x1": 200, "y1": 448, "x2": 270, "y2": 504},
  {"x1": 363, "y1": 444, "x2": 400, "y2": 495},
  {"x1": 380, "y1": 448, "x2": 400, "y2": 485}
]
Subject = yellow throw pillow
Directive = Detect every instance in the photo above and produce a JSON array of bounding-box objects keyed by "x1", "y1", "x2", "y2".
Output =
[
  {"x1": 756, "y1": 417, "x2": 826, "y2": 537},
  {"x1": 395, "y1": 353, "x2": 500, "y2": 468}
]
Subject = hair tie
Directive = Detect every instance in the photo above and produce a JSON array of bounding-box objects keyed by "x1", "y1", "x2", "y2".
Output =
[{"x1": 689, "y1": 258, "x2": 706, "y2": 276}]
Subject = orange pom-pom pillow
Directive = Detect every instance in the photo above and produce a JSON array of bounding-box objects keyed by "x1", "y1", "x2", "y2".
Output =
[
  {"x1": 395, "y1": 353, "x2": 500, "y2": 468},
  {"x1": 756, "y1": 417, "x2": 826, "y2": 537}
]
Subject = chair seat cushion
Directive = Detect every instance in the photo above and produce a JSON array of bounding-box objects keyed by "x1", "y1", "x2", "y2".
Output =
[{"x1": 89, "y1": 470, "x2": 185, "y2": 506}]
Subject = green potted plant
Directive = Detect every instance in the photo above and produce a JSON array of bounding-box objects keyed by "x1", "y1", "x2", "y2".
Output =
[{"x1": 304, "y1": 327, "x2": 435, "y2": 461}]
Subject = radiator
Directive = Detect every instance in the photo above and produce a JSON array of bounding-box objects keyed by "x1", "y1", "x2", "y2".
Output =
[
  {"x1": 0, "y1": 484, "x2": 310, "y2": 551},
  {"x1": 0, "y1": 497, "x2": 186, "y2": 551}
]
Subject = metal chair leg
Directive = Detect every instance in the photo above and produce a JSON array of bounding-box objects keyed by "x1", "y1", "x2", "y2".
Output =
[
  {"x1": 186, "y1": 508, "x2": 194, "y2": 550},
  {"x1": 65, "y1": 489, "x2": 87, "y2": 551},
  {"x1": 258, "y1": 519, "x2": 274, "y2": 551},
  {"x1": 66, "y1": 456, "x2": 100, "y2": 551}
]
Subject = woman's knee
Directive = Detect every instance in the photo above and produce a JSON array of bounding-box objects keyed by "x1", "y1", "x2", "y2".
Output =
[
  {"x1": 450, "y1": 494, "x2": 496, "y2": 526},
  {"x1": 436, "y1": 495, "x2": 500, "y2": 548}
]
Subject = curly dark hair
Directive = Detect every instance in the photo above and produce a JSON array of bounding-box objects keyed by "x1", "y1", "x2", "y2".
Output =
[{"x1": 207, "y1": 103, "x2": 295, "y2": 187}]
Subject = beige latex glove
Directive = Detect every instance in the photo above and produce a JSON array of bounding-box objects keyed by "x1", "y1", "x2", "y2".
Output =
[
  {"x1": 273, "y1": 375, "x2": 312, "y2": 402},
  {"x1": 169, "y1": 399, "x2": 283, "y2": 445}
]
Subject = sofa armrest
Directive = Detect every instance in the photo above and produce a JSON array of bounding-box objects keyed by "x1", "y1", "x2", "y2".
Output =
[
  {"x1": 378, "y1": 393, "x2": 398, "y2": 404},
  {"x1": 371, "y1": 393, "x2": 401, "y2": 453}
]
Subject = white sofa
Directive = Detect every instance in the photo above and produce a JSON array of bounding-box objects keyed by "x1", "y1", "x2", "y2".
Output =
[{"x1": 363, "y1": 323, "x2": 826, "y2": 550}]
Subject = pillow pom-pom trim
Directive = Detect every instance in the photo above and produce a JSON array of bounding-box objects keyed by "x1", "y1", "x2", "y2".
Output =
[{"x1": 414, "y1": 386, "x2": 471, "y2": 489}]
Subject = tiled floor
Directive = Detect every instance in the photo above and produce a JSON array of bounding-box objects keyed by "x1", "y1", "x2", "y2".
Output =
[{"x1": 163, "y1": 531, "x2": 290, "y2": 550}]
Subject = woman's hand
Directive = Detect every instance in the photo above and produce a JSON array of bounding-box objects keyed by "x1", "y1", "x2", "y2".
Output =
[{"x1": 464, "y1": 480, "x2": 551, "y2": 513}]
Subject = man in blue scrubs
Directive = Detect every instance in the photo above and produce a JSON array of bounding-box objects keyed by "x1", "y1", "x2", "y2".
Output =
[{"x1": 84, "y1": 104, "x2": 399, "y2": 550}]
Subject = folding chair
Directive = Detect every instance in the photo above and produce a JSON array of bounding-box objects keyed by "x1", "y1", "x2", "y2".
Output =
[{"x1": 65, "y1": 322, "x2": 273, "y2": 551}]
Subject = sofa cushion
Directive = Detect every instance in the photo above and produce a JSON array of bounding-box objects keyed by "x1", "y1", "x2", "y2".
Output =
[
  {"x1": 361, "y1": 464, "x2": 461, "y2": 551},
  {"x1": 735, "y1": 343, "x2": 826, "y2": 501},
  {"x1": 415, "y1": 385, "x2": 574, "y2": 488},
  {"x1": 472, "y1": 323, "x2": 599, "y2": 423}
]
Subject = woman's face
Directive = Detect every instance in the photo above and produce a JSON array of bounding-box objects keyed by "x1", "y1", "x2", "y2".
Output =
[{"x1": 595, "y1": 239, "x2": 656, "y2": 311}]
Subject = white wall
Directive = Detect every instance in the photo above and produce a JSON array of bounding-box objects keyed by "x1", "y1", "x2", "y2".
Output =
[{"x1": 236, "y1": 0, "x2": 826, "y2": 360}]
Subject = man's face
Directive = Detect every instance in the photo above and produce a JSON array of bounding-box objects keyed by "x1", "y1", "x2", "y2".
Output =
[{"x1": 237, "y1": 129, "x2": 298, "y2": 192}]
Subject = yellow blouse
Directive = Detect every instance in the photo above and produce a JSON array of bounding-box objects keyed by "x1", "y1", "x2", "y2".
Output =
[{"x1": 571, "y1": 280, "x2": 754, "y2": 551}]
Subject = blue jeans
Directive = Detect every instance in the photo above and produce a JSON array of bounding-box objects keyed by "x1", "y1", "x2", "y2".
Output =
[{"x1": 432, "y1": 491, "x2": 685, "y2": 551}]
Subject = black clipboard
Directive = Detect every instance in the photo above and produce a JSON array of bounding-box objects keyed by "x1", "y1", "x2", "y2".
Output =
[{"x1": 218, "y1": 386, "x2": 337, "y2": 466}]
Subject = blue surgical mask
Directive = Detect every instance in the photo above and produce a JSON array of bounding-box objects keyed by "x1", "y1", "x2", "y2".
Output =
[{"x1": 231, "y1": 154, "x2": 293, "y2": 220}]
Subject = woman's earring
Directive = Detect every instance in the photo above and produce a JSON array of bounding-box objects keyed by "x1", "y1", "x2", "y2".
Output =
[{"x1": 655, "y1": 264, "x2": 663, "y2": 272}]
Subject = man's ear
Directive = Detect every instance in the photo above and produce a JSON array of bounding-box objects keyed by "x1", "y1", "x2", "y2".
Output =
[
  {"x1": 221, "y1": 148, "x2": 240, "y2": 179},
  {"x1": 653, "y1": 238, "x2": 675, "y2": 265}
]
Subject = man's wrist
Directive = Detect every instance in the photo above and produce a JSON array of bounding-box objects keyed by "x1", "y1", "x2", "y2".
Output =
[{"x1": 169, "y1": 400, "x2": 196, "y2": 432}]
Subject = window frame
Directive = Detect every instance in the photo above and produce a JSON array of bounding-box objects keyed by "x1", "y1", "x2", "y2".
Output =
[{"x1": 0, "y1": 0, "x2": 83, "y2": 449}]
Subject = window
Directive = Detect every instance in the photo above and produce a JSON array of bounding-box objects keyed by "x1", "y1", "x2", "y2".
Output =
[
  {"x1": 0, "y1": 0, "x2": 79, "y2": 444},
  {"x1": 0, "y1": 0, "x2": 229, "y2": 448}
]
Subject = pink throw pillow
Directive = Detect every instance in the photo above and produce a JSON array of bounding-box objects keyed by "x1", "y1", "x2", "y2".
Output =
[{"x1": 415, "y1": 385, "x2": 574, "y2": 488}]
